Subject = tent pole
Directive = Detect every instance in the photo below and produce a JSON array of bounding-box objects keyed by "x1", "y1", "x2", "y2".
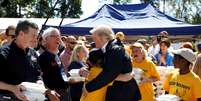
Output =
[
  {"x1": 39, "y1": 0, "x2": 60, "y2": 35},
  {"x1": 59, "y1": 0, "x2": 70, "y2": 34},
  {"x1": 163, "y1": 0, "x2": 165, "y2": 13},
  {"x1": 59, "y1": 18, "x2": 64, "y2": 33}
]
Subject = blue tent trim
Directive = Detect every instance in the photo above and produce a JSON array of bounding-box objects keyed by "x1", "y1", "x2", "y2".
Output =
[{"x1": 43, "y1": 3, "x2": 201, "y2": 35}]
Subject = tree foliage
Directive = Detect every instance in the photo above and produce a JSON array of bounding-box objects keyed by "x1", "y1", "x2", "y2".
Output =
[
  {"x1": 0, "y1": 0, "x2": 83, "y2": 18},
  {"x1": 140, "y1": 0, "x2": 201, "y2": 24},
  {"x1": 166, "y1": 0, "x2": 201, "y2": 24},
  {"x1": 59, "y1": 0, "x2": 83, "y2": 18}
]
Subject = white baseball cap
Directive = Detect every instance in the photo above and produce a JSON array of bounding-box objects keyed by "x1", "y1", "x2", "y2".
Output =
[{"x1": 172, "y1": 48, "x2": 196, "y2": 64}]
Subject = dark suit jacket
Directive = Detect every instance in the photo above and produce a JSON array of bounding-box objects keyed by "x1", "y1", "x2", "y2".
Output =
[
  {"x1": 85, "y1": 40, "x2": 133, "y2": 92},
  {"x1": 85, "y1": 40, "x2": 141, "y2": 101}
]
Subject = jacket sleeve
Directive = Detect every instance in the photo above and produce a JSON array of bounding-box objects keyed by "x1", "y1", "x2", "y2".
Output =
[{"x1": 85, "y1": 47, "x2": 125, "y2": 92}]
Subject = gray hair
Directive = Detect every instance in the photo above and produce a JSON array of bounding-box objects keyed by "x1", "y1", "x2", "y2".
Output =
[
  {"x1": 42, "y1": 27, "x2": 60, "y2": 41},
  {"x1": 90, "y1": 25, "x2": 115, "y2": 41}
]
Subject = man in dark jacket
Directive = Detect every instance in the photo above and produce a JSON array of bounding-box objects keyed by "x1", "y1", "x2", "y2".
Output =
[
  {"x1": 83, "y1": 25, "x2": 141, "y2": 101},
  {"x1": 0, "y1": 20, "x2": 59, "y2": 101}
]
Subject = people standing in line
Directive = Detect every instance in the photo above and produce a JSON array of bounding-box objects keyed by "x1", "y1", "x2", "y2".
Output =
[
  {"x1": 130, "y1": 42, "x2": 160, "y2": 101},
  {"x1": 60, "y1": 36, "x2": 77, "y2": 73},
  {"x1": 163, "y1": 48, "x2": 201, "y2": 101},
  {"x1": 0, "y1": 20, "x2": 59, "y2": 101},
  {"x1": 39, "y1": 27, "x2": 71, "y2": 101},
  {"x1": 83, "y1": 25, "x2": 141, "y2": 101}
]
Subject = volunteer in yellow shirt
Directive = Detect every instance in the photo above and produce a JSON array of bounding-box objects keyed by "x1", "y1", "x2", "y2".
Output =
[
  {"x1": 130, "y1": 42, "x2": 160, "y2": 101},
  {"x1": 163, "y1": 48, "x2": 201, "y2": 101},
  {"x1": 80, "y1": 49, "x2": 110, "y2": 101}
]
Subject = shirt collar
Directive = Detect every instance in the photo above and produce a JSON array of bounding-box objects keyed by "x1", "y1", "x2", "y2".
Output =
[
  {"x1": 11, "y1": 41, "x2": 29, "y2": 55},
  {"x1": 101, "y1": 41, "x2": 109, "y2": 53}
]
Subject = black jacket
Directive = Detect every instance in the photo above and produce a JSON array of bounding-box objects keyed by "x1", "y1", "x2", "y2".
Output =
[
  {"x1": 85, "y1": 40, "x2": 132, "y2": 92},
  {"x1": 39, "y1": 50, "x2": 68, "y2": 89},
  {"x1": 0, "y1": 41, "x2": 41, "y2": 85}
]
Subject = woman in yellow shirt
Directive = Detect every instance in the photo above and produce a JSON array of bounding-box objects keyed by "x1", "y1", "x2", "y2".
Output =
[
  {"x1": 80, "y1": 49, "x2": 110, "y2": 101},
  {"x1": 130, "y1": 42, "x2": 160, "y2": 101}
]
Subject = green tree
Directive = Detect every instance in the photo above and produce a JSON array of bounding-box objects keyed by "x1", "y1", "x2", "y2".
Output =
[
  {"x1": 0, "y1": 0, "x2": 35, "y2": 17},
  {"x1": 0, "y1": 0, "x2": 83, "y2": 18},
  {"x1": 59, "y1": 0, "x2": 83, "y2": 18},
  {"x1": 166, "y1": 0, "x2": 201, "y2": 24},
  {"x1": 33, "y1": 0, "x2": 53, "y2": 18},
  {"x1": 0, "y1": 0, "x2": 18, "y2": 17}
]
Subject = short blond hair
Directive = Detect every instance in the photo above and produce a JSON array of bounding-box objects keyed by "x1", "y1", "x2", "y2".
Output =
[{"x1": 90, "y1": 25, "x2": 114, "y2": 41}]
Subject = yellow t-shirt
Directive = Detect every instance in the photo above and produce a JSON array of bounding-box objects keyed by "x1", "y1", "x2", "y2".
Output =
[
  {"x1": 124, "y1": 44, "x2": 132, "y2": 56},
  {"x1": 80, "y1": 66, "x2": 110, "y2": 101},
  {"x1": 163, "y1": 70, "x2": 201, "y2": 101},
  {"x1": 132, "y1": 59, "x2": 160, "y2": 101}
]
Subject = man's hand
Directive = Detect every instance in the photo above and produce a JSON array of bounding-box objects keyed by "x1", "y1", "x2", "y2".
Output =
[
  {"x1": 79, "y1": 67, "x2": 89, "y2": 78},
  {"x1": 45, "y1": 89, "x2": 60, "y2": 101},
  {"x1": 10, "y1": 85, "x2": 28, "y2": 101}
]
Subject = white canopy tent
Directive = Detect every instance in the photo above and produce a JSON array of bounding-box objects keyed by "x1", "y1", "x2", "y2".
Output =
[{"x1": 0, "y1": 18, "x2": 79, "y2": 32}]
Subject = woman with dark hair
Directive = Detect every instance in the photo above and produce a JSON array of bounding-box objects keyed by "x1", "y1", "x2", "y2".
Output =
[{"x1": 154, "y1": 38, "x2": 174, "y2": 66}]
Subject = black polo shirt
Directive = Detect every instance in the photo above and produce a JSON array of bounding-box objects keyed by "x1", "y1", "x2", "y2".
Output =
[
  {"x1": 0, "y1": 41, "x2": 41, "y2": 86},
  {"x1": 39, "y1": 50, "x2": 68, "y2": 90}
]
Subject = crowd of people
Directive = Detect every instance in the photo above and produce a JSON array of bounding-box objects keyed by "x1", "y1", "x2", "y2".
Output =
[{"x1": 0, "y1": 20, "x2": 201, "y2": 101}]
